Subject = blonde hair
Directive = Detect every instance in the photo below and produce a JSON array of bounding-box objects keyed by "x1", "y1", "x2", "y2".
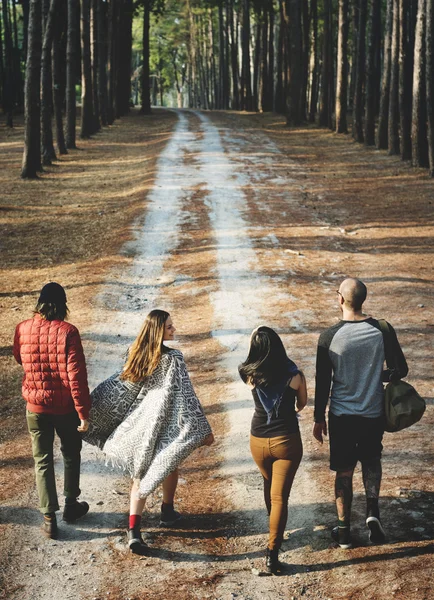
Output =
[{"x1": 121, "y1": 309, "x2": 170, "y2": 383}]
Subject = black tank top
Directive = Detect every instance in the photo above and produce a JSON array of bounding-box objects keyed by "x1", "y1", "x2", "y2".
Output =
[{"x1": 250, "y1": 385, "x2": 299, "y2": 437}]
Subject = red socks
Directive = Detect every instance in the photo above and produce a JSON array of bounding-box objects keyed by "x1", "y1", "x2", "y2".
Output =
[{"x1": 129, "y1": 514, "x2": 141, "y2": 530}]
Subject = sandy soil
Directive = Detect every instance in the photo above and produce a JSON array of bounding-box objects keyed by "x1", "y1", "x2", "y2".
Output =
[{"x1": 0, "y1": 108, "x2": 433, "y2": 600}]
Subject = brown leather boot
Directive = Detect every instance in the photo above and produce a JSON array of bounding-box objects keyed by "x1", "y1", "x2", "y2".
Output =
[{"x1": 42, "y1": 514, "x2": 58, "y2": 539}]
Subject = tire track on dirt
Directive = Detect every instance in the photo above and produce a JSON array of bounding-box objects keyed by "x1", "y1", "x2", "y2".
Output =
[
  {"x1": 2, "y1": 111, "x2": 226, "y2": 600},
  {"x1": 191, "y1": 112, "x2": 329, "y2": 599},
  {"x1": 205, "y1": 112, "x2": 434, "y2": 600}
]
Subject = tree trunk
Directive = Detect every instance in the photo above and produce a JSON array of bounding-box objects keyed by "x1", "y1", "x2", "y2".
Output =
[
  {"x1": 112, "y1": 1, "x2": 121, "y2": 118},
  {"x1": 22, "y1": 0, "x2": 30, "y2": 63},
  {"x1": 349, "y1": 0, "x2": 360, "y2": 109},
  {"x1": 97, "y1": 0, "x2": 107, "y2": 125},
  {"x1": 283, "y1": 3, "x2": 289, "y2": 109},
  {"x1": 364, "y1": 0, "x2": 381, "y2": 144},
  {"x1": 328, "y1": 0, "x2": 335, "y2": 129},
  {"x1": 52, "y1": 22, "x2": 67, "y2": 154},
  {"x1": 12, "y1": 0, "x2": 24, "y2": 110},
  {"x1": 218, "y1": 3, "x2": 225, "y2": 109},
  {"x1": 411, "y1": 0, "x2": 429, "y2": 167},
  {"x1": 106, "y1": 0, "x2": 115, "y2": 123},
  {"x1": 399, "y1": 0, "x2": 413, "y2": 160},
  {"x1": 0, "y1": 11, "x2": 5, "y2": 116},
  {"x1": 261, "y1": 8, "x2": 269, "y2": 111},
  {"x1": 66, "y1": 0, "x2": 78, "y2": 148},
  {"x1": 376, "y1": 0, "x2": 392, "y2": 148},
  {"x1": 308, "y1": 0, "x2": 318, "y2": 121},
  {"x1": 117, "y1": 0, "x2": 132, "y2": 117},
  {"x1": 253, "y1": 13, "x2": 261, "y2": 112},
  {"x1": 336, "y1": 0, "x2": 350, "y2": 133},
  {"x1": 41, "y1": 0, "x2": 58, "y2": 164},
  {"x1": 210, "y1": 10, "x2": 218, "y2": 108},
  {"x1": 196, "y1": 14, "x2": 208, "y2": 109},
  {"x1": 319, "y1": 0, "x2": 331, "y2": 126},
  {"x1": 141, "y1": 1, "x2": 151, "y2": 114},
  {"x1": 80, "y1": 0, "x2": 95, "y2": 138},
  {"x1": 286, "y1": 0, "x2": 303, "y2": 125},
  {"x1": 187, "y1": 0, "x2": 197, "y2": 108},
  {"x1": 276, "y1": 0, "x2": 285, "y2": 113},
  {"x1": 91, "y1": 0, "x2": 100, "y2": 131},
  {"x1": 2, "y1": 0, "x2": 14, "y2": 126},
  {"x1": 229, "y1": 0, "x2": 240, "y2": 110},
  {"x1": 22, "y1": 0, "x2": 42, "y2": 178},
  {"x1": 241, "y1": 0, "x2": 252, "y2": 110},
  {"x1": 159, "y1": 66, "x2": 163, "y2": 106},
  {"x1": 427, "y1": 0, "x2": 434, "y2": 175},
  {"x1": 269, "y1": 2, "x2": 275, "y2": 110},
  {"x1": 209, "y1": 13, "x2": 215, "y2": 108},
  {"x1": 224, "y1": 2, "x2": 230, "y2": 109},
  {"x1": 373, "y1": 0, "x2": 382, "y2": 115},
  {"x1": 300, "y1": 0, "x2": 309, "y2": 120},
  {"x1": 203, "y1": 16, "x2": 211, "y2": 108},
  {"x1": 154, "y1": 69, "x2": 159, "y2": 105},
  {"x1": 197, "y1": 14, "x2": 209, "y2": 109},
  {"x1": 388, "y1": 0, "x2": 400, "y2": 154},
  {"x1": 353, "y1": 0, "x2": 367, "y2": 142}
]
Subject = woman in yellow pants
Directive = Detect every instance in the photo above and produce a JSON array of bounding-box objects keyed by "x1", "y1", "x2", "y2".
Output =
[{"x1": 239, "y1": 326, "x2": 307, "y2": 574}]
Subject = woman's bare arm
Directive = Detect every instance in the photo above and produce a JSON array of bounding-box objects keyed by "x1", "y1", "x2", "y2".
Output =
[{"x1": 290, "y1": 373, "x2": 308, "y2": 412}]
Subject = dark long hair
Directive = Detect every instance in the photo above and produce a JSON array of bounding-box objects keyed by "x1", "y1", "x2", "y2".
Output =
[{"x1": 238, "y1": 326, "x2": 294, "y2": 387}]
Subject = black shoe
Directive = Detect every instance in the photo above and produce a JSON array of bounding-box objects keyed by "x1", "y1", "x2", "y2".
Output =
[
  {"x1": 128, "y1": 528, "x2": 149, "y2": 555},
  {"x1": 331, "y1": 526, "x2": 352, "y2": 549},
  {"x1": 366, "y1": 516, "x2": 386, "y2": 544},
  {"x1": 42, "y1": 514, "x2": 58, "y2": 540},
  {"x1": 63, "y1": 500, "x2": 89, "y2": 523},
  {"x1": 159, "y1": 503, "x2": 182, "y2": 527},
  {"x1": 265, "y1": 548, "x2": 282, "y2": 575}
]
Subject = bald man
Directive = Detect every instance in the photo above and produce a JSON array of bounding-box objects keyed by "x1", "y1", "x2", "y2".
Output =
[{"x1": 313, "y1": 278, "x2": 408, "y2": 549}]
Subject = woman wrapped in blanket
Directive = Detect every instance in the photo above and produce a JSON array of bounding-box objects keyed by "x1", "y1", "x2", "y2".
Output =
[
  {"x1": 239, "y1": 326, "x2": 307, "y2": 575},
  {"x1": 84, "y1": 310, "x2": 214, "y2": 554}
]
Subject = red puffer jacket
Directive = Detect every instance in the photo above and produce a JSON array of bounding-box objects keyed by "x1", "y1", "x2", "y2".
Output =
[{"x1": 13, "y1": 314, "x2": 91, "y2": 420}]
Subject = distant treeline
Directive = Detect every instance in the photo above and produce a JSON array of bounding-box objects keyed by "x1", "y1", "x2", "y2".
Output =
[
  {"x1": 1, "y1": 1, "x2": 433, "y2": 178},
  {"x1": 172, "y1": 0, "x2": 434, "y2": 176},
  {"x1": 2, "y1": 0, "x2": 142, "y2": 178}
]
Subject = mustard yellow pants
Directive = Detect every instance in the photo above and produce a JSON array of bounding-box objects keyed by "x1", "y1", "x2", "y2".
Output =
[{"x1": 250, "y1": 432, "x2": 303, "y2": 551}]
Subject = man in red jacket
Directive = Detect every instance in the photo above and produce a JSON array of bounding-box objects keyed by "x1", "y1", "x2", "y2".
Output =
[{"x1": 14, "y1": 282, "x2": 91, "y2": 539}]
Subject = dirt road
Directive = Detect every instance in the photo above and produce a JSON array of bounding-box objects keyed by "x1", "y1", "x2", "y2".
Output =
[{"x1": 1, "y1": 109, "x2": 433, "y2": 600}]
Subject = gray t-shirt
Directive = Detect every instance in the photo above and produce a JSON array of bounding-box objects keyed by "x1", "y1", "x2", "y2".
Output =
[
  {"x1": 328, "y1": 321, "x2": 384, "y2": 417},
  {"x1": 314, "y1": 317, "x2": 408, "y2": 422}
]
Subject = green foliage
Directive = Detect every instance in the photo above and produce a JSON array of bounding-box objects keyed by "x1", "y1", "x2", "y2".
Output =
[
  {"x1": 133, "y1": 0, "x2": 166, "y2": 16},
  {"x1": 133, "y1": 0, "x2": 190, "y2": 105}
]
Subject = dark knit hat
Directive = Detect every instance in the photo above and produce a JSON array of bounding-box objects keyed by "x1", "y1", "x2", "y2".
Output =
[{"x1": 38, "y1": 282, "x2": 67, "y2": 304}]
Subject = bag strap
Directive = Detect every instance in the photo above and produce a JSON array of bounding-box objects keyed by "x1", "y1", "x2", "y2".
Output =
[{"x1": 378, "y1": 319, "x2": 398, "y2": 376}]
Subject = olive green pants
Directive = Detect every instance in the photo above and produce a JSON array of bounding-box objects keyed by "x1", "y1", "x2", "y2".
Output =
[{"x1": 26, "y1": 410, "x2": 82, "y2": 514}]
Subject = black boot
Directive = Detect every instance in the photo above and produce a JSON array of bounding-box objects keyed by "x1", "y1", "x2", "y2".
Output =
[
  {"x1": 366, "y1": 499, "x2": 386, "y2": 544},
  {"x1": 128, "y1": 528, "x2": 149, "y2": 555},
  {"x1": 160, "y1": 502, "x2": 182, "y2": 527},
  {"x1": 63, "y1": 500, "x2": 89, "y2": 523},
  {"x1": 265, "y1": 547, "x2": 281, "y2": 575}
]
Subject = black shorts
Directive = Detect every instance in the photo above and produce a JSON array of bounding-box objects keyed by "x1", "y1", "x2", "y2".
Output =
[{"x1": 328, "y1": 412, "x2": 384, "y2": 472}]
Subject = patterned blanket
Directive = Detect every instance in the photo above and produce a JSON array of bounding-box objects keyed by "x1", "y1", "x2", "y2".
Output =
[{"x1": 84, "y1": 349, "x2": 212, "y2": 498}]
